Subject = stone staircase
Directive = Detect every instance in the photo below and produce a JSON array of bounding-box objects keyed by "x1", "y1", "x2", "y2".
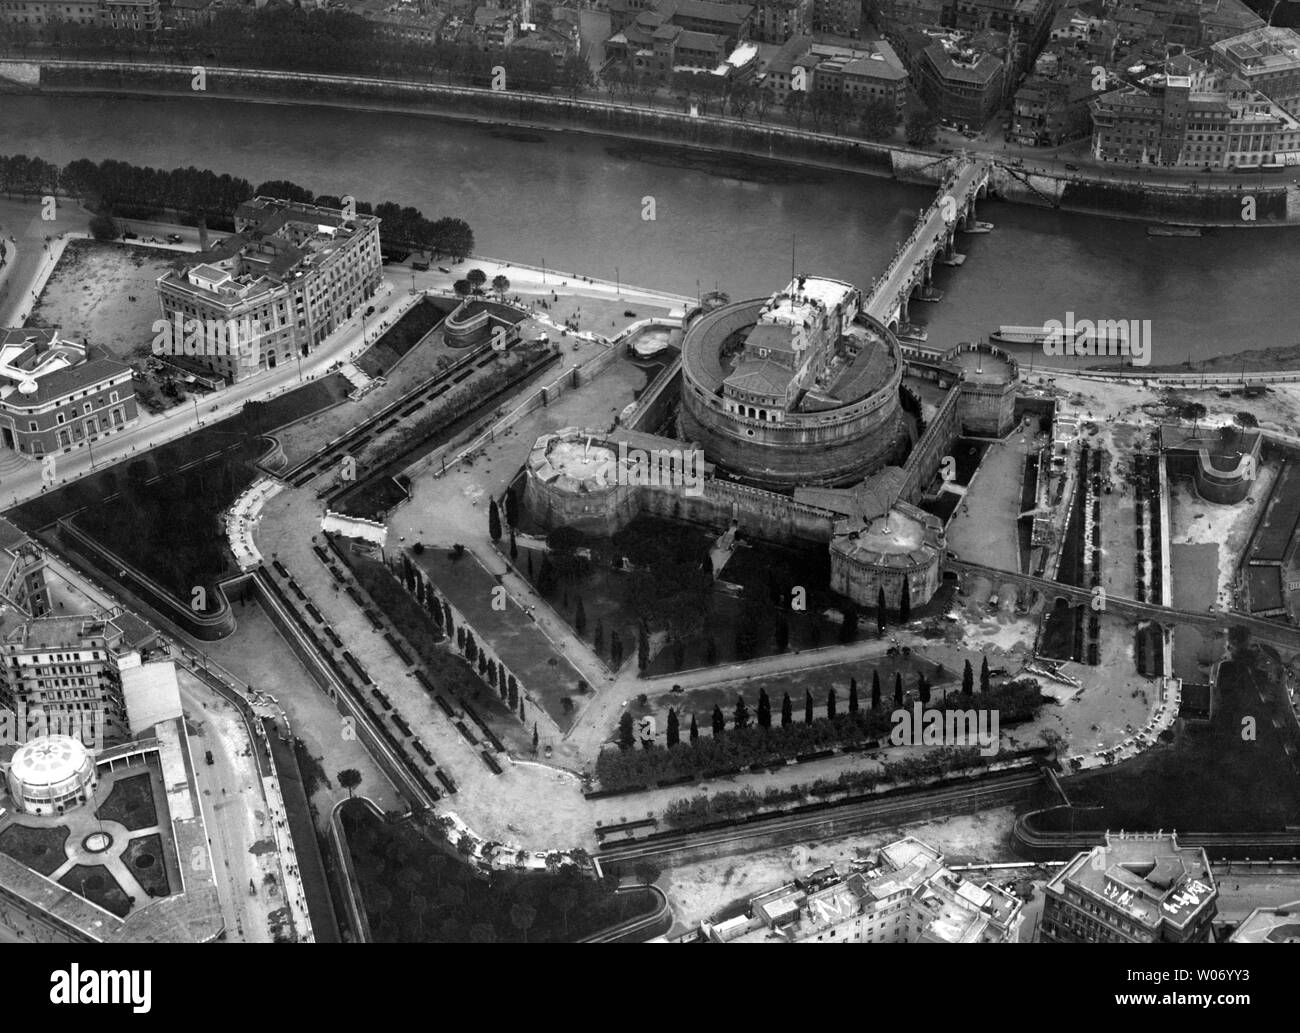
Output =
[{"x1": 0, "y1": 447, "x2": 31, "y2": 482}]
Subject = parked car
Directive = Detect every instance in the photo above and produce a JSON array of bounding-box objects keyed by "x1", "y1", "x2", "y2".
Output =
[
  {"x1": 122, "y1": 230, "x2": 138, "y2": 240},
  {"x1": 205, "y1": 750, "x2": 214, "y2": 765},
  {"x1": 166, "y1": 232, "x2": 183, "y2": 243},
  {"x1": 1064, "y1": 163, "x2": 1079, "y2": 171}
]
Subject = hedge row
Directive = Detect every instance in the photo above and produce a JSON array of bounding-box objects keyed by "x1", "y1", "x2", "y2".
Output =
[
  {"x1": 594, "y1": 679, "x2": 1044, "y2": 791},
  {"x1": 661, "y1": 747, "x2": 1000, "y2": 828}
]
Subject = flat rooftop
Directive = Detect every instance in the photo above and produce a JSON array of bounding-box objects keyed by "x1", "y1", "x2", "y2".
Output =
[{"x1": 1050, "y1": 833, "x2": 1215, "y2": 931}]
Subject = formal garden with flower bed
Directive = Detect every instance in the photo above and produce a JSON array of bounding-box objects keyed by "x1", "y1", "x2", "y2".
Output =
[
  {"x1": 0, "y1": 823, "x2": 70, "y2": 876},
  {"x1": 95, "y1": 773, "x2": 159, "y2": 831}
]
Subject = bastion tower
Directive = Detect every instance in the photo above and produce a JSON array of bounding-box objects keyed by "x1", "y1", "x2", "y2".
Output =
[{"x1": 678, "y1": 275, "x2": 908, "y2": 490}]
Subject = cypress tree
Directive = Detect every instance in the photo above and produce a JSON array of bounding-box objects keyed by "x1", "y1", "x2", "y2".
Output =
[
  {"x1": 509, "y1": 531, "x2": 518, "y2": 562},
  {"x1": 637, "y1": 623, "x2": 650, "y2": 672},
  {"x1": 508, "y1": 676, "x2": 518, "y2": 708},
  {"x1": 618, "y1": 711, "x2": 635, "y2": 750},
  {"x1": 574, "y1": 596, "x2": 586, "y2": 636},
  {"x1": 894, "y1": 672, "x2": 904, "y2": 707},
  {"x1": 488, "y1": 499, "x2": 502, "y2": 542},
  {"x1": 757, "y1": 688, "x2": 771, "y2": 729},
  {"x1": 593, "y1": 619, "x2": 605, "y2": 656},
  {"x1": 826, "y1": 687, "x2": 837, "y2": 719},
  {"x1": 848, "y1": 677, "x2": 859, "y2": 714},
  {"x1": 711, "y1": 705, "x2": 725, "y2": 737},
  {"x1": 734, "y1": 695, "x2": 750, "y2": 730},
  {"x1": 804, "y1": 690, "x2": 814, "y2": 724},
  {"x1": 871, "y1": 669, "x2": 881, "y2": 709},
  {"x1": 980, "y1": 655, "x2": 991, "y2": 694},
  {"x1": 781, "y1": 691, "x2": 793, "y2": 727},
  {"x1": 962, "y1": 659, "x2": 974, "y2": 696},
  {"x1": 667, "y1": 708, "x2": 680, "y2": 747},
  {"x1": 610, "y1": 630, "x2": 624, "y2": 668},
  {"x1": 689, "y1": 713, "x2": 700, "y2": 743},
  {"x1": 917, "y1": 672, "x2": 930, "y2": 705},
  {"x1": 532, "y1": 723, "x2": 539, "y2": 754},
  {"x1": 877, "y1": 586, "x2": 887, "y2": 633},
  {"x1": 899, "y1": 573, "x2": 911, "y2": 623},
  {"x1": 504, "y1": 486, "x2": 519, "y2": 528}
]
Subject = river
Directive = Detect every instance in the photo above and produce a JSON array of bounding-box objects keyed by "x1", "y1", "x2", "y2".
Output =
[{"x1": 2, "y1": 93, "x2": 1297, "y2": 366}]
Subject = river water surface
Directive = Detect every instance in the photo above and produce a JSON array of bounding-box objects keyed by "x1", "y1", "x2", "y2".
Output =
[{"x1": 3, "y1": 93, "x2": 1297, "y2": 365}]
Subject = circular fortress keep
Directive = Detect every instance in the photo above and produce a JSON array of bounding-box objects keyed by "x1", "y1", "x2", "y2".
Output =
[
  {"x1": 524, "y1": 427, "x2": 639, "y2": 536},
  {"x1": 5, "y1": 734, "x2": 98, "y2": 816},
  {"x1": 680, "y1": 276, "x2": 907, "y2": 489},
  {"x1": 829, "y1": 504, "x2": 945, "y2": 610}
]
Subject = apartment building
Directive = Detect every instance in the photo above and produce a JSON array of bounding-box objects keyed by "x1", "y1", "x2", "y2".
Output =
[
  {"x1": 812, "y1": 0, "x2": 860, "y2": 36},
  {"x1": 809, "y1": 38, "x2": 910, "y2": 111},
  {"x1": 155, "y1": 197, "x2": 382, "y2": 384},
  {"x1": 0, "y1": 612, "x2": 155, "y2": 745},
  {"x1": 0, "y1": 329, "x2": 138, "y2": 462},
  {"x1": 1041, "y1": 832, "x2": 1217, "y2": 943},
  {"x1": 750, "y1": 0, "x2": 811, "y2": 43},
  {"x1": 704, "y1": 837, "x2": 1025, "y2": 943},
  {"x1": 1091, "y1": 68, "x2": 1300, "y2": 167},
  {"x1": 1212, "y1": 26, "x2": 1300, "y2": 118},
  {"x1": 0, "y1": 0, "x2": 158, "y2": 27},
  {"x1": 914, "y1": 30, "x2": 1011, "y2": 128}
]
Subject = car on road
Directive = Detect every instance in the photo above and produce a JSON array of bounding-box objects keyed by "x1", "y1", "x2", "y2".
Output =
[
  {"x1": 122, "y1": 230, "x2": 138, "y2": 240},
  {"x1": 437, "y1": 266, "x2": 451, "y2": 273},
  {"x1": 1064, "y1": 163, "x2": 1079, "y2": 171},
  {"x1": 166, "y1": 233, "x2": 183, "y2": 243}
]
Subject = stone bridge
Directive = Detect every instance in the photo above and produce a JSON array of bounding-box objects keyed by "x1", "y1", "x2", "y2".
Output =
[{"x1": 864, "y1": 157, "x2": 992, "y2": 332}]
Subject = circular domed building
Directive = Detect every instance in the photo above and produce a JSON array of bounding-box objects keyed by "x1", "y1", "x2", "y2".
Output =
[
  {"x1": 680, "y1": 275, "x2": 908, "y2": 490},
  {"x1": 5, "y1": 734, "x2": 98, "y2": 816}
]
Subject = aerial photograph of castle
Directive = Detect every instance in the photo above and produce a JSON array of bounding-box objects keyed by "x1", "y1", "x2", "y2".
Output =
[{"x1": 0, "y1": 0, "x2": 1296, "y2": 1004}]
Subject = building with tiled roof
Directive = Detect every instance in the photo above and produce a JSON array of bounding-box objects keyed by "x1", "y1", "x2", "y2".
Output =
[
  {"x1": 914, "y1": 30, "x2": 1011, "y2": 128},
  {"x1": 0, "y1": 329, "x2": 138, "y2": 463},
  {"x1": 1197, "y1": 0, "x2": 1264, "y2": 46},
  {"x1": 156, "y1": 197, "x2": 381, "y2": 383}
]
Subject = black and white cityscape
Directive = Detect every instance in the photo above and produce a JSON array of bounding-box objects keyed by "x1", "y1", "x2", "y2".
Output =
[{"x1": 0, "y1": 0, "x2": 1297, "y2": 991}]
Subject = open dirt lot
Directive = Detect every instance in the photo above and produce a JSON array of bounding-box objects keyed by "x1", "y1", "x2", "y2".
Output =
[
  {"x1": 27, "y1": 240, "x2": 173, "y2": 361},
  {"x1": 663, "y1": 807, "x2": 1018, "y2": 932}
]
